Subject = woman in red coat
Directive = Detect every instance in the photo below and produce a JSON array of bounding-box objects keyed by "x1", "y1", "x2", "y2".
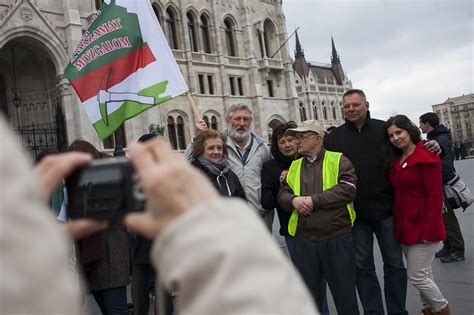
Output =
[{"x1": 381, "y1": 115, "x2": 450, "y2": 315}]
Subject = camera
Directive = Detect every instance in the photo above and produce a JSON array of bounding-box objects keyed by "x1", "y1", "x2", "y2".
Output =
[{"x1": 66, "y1": 157, "x2": 146, "y2": 219}]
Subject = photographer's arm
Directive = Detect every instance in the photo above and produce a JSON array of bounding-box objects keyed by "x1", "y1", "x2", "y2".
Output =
[
  {"x1": 1, "y1": 120, "x2": 82, "y2": 314},
  {"x1": 125, "y1": 139, "x2": 317, "y2": 315}
]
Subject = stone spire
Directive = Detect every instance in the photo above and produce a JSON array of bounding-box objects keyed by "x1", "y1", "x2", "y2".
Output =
[
  {"x1": 331, "y1": 36, "x2": 340, "y2": 64},
  {"x1": 295, "y1": 29, "x2": 304, "y2": 58},
  {"x1": 293, "y1": 29, "x2": 310, "y2": 79},
  {"x1": 330, "y1": 36, "x2": 344, "y2": 84}
]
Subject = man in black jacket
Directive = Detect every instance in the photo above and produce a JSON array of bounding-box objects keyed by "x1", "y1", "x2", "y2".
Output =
[
  {"x1": 420, "y1": 112, "x2": 465, "y2": 263},
  {"x1": 325, "y1": 89, "x2": 408, "y2": 315}
]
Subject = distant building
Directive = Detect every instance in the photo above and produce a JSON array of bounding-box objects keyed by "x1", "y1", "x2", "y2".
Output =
[
  {"x1": 432, "y1": 93, "x2": 474, "y2": 150},
  {"x1": 292, "y1": 31, "x2": 352, "y2": 129}
]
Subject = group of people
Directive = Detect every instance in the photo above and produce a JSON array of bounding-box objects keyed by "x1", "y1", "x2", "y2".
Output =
[
  {"x1": 453, "y1": 142, "x2": 468, "y2": 160},
  {"x1": 185, "y1": 90, "x2": 456, "y2": 315},
  {"x1": 0, "y1": 88, "x2": 466, "y2": 315}
]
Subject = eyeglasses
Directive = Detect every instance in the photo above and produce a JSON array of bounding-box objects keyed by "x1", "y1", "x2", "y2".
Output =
[{"x1": 294, "y1": 133, "x2": 317, "y2": 140}]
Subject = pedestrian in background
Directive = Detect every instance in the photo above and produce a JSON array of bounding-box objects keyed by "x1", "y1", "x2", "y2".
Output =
[
  {"x1": 382, "y1": 115, "x2": 450, "y2": 315},
  {"x1": 420, "y1": 112, "x2": 465, "y2": 263}
]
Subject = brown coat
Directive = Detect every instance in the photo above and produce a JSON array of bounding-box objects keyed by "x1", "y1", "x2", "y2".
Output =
[{"x1": 278, "y1": 148, "x2": 357, "y2": 240}]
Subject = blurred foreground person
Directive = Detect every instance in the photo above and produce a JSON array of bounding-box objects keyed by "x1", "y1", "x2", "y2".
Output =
[
  {"x1": 381, "y1": 115, "x2": 450, "y2": 315},
  {"x1": 0, "y1": 117, "x2": 318, "y2": 314},
  {"x1": 191, "y1": 130, "x2": 246, "y2": 199},
  {"x1": 67, "y1": 140, "x2": 130, "y2": 315},
  {"x1": 0, "y1": 117, "x2": 106, "y2": 314}
]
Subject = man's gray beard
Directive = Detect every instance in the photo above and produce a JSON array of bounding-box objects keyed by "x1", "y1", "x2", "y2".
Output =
[{"x1": 230, "y1": 129, "x2": 250, "y2": 142}]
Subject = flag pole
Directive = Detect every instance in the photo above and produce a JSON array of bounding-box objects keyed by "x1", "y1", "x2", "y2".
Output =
[{"x1": 186, "y1": 92, "x2": 201, "y2": 121}]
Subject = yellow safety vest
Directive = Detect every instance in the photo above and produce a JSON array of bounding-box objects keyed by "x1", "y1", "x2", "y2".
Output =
[{"x1": 286, "y1": 150, "x2": 356, "y2": 236}]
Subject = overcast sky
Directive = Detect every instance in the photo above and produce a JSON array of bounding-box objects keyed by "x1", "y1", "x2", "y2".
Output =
[{"x1": 282, "y1": 0, "x2": 473, "y2": 123}]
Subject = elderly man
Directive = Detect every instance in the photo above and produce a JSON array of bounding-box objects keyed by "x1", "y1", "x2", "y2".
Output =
[
  {"x1": 278, "y1": 120, "x2": 359, "y2": 315},
  {"x1": 187, "y1": 104, "x2": 273, "y2": 229}
]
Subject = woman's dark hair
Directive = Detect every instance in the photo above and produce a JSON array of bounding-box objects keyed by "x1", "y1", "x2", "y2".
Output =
[
  {"x1": 67, "y1": 139, "x2": 103, "y2": 160},
  {"x1": 191, "y1": 130, "x2": 228, "y2": 160},
  {"x1": 380, "y1": 115, "x2": 421, "y2": 173},
  {"x1": 270, "y1": 121, "x2": 298, "y2": 156}
]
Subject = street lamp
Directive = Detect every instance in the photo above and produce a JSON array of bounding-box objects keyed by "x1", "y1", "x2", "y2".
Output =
[
  {"x1": 11, "y1": 89, "x2": 21, "y2": 127},
  {"x1": 12, "y1": 93, "x2": 21, "y2": 108}
]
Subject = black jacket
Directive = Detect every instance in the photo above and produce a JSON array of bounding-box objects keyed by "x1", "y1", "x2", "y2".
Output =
[
  {"x1": 261, "y1": 151, "x2": 294, "y2": 236},
  {"x1": 427, "y1": 124, "x2": 456, "y2": 184},
  {"x1": 191, "y1": 159, "x2": 246, "y2": 200},
  {"x1": 325, "y1": 114, "x2": 394, "y2": 221}
]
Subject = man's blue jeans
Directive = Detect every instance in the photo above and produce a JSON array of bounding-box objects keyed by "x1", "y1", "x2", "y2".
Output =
[{"x1": 353, "y1": 216, "x2": 408, "y2": 315}]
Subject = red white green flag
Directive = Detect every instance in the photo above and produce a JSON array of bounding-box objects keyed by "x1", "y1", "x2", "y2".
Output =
[{"x1": 64, "y1": 0, "x2": 188, "y2": 140}]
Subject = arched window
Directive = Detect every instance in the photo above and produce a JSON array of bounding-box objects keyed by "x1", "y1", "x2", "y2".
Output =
[
  {"x1": 299, "y1": 102, "x2": 307, "y2": 121},
  {"x1": 313, "y1": 101, "x2": 318, "y2": 120},
  {"x1": 187, "y1": 12, "x2": 199, "y2": 52},
  {"x1": 152, "y1": 3, "x2": 162, "y2": 25},
  {"x1": 200, "y1": 14, "x2": 212, "y2": 53},
  {"x1": 0, "y1": 75, "x2": 8, "y2": 118},
  {"x1": 323, "y1": 107, "x2": 328, "y2": 120},
  {"x1": 103, "y1": 126, "x2": 126, "y2": 150},
  {"x1": 167, "y1": 115, "x2": 187, "y2": 150},
  {"x1": 176, "y1": 116, "x2": 186, "y2": 149},
  {"x1": 167, "y1": 116, "x2": 178, "y2": 149},
  {"x1": 224, "y1": 18, "x2": 236, "y2": 56},
  {"x1": 165, "y1": 8, "x2": 179, "y2": 49},
  {"x1": 332, "y1": 107, "x2": 337, "y2": 119},
  {"x1": 263, "y1": 19, "x2": 276, "y2": 57},
  {"x1": 95, "y1": 0, "x2": 103, "y2": 10},
  {"x1": 211, "y1": 116, "x2": 218, "y2": 130},
  {"x1": 203, "y1": 115, "x2": 210, "y2": 128}
]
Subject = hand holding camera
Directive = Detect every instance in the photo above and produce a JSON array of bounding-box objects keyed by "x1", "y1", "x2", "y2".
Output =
[{"x1": 34, "y1": 152, "x2": 108, "y2": 239}]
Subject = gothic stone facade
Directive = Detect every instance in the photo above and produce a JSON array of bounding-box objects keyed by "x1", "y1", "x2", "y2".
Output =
[{"x1": 0, "y1": 0, "x2": 350, "y2": 153}]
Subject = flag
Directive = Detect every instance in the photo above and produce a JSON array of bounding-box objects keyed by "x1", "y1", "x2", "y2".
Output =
[{"x1": 64, "y1": 0, "x2": 188, "y2": 140}]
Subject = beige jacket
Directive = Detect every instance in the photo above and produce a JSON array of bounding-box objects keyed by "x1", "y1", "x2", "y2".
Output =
[
  {"x1": 153, "y1": 198, "x2": 317, "y2": 315},
  {"x1": 0, "y1": 118, "x2": 81, "y2": 314}
]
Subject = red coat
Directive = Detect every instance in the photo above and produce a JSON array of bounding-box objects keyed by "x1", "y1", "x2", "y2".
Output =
[{"x1": 389, "y1": 141, "x2": 446, "y2": 245}]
